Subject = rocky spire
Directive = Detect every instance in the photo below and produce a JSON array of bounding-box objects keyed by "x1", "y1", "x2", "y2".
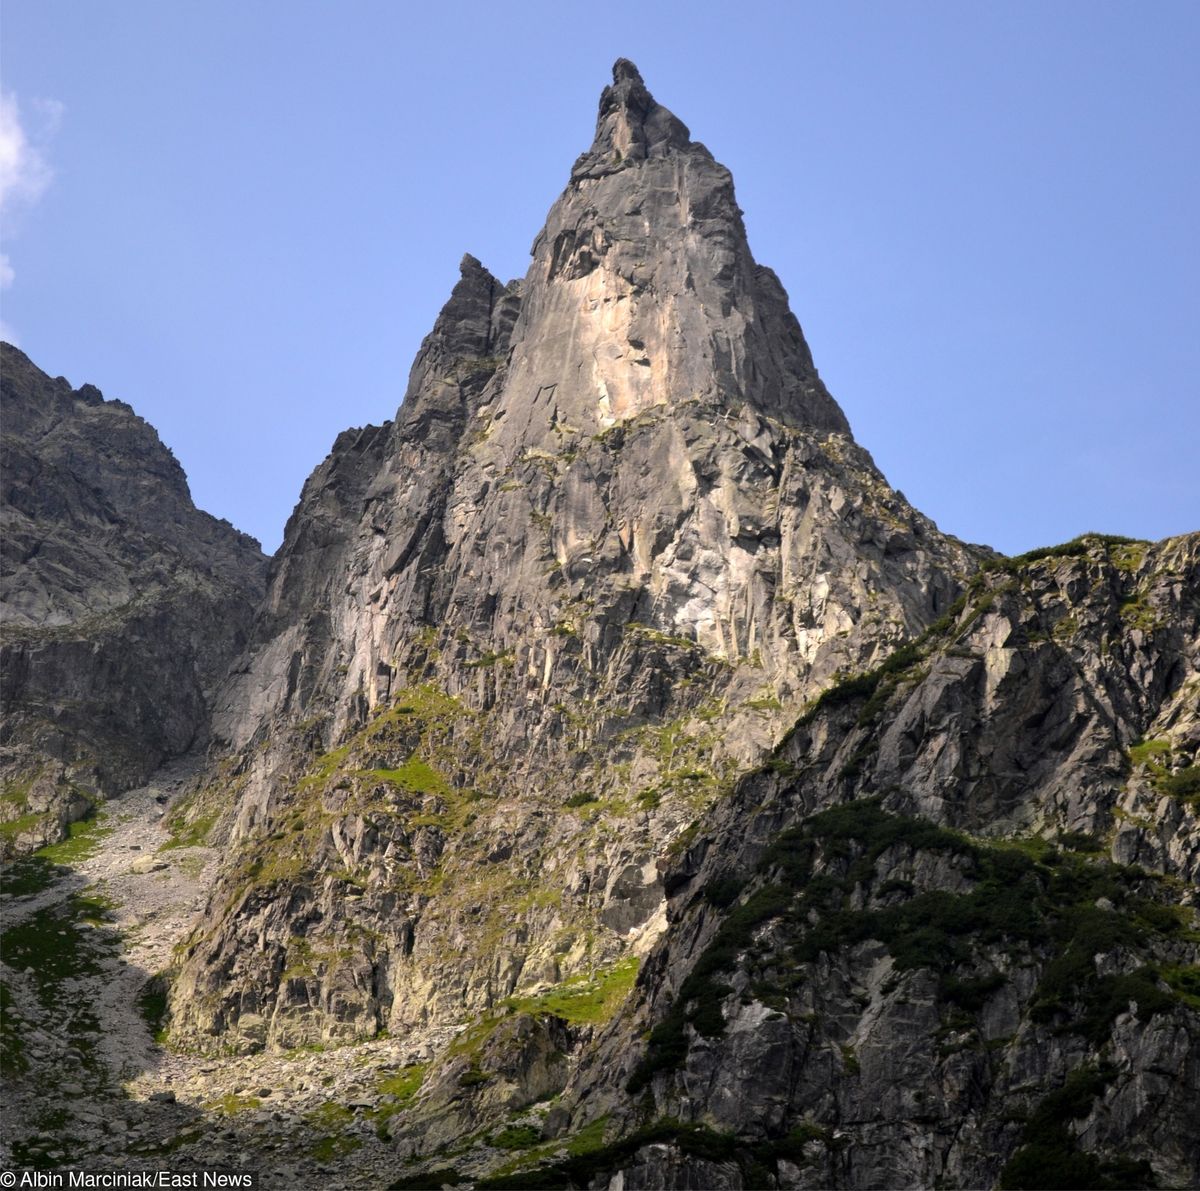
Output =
[
  {"x1": 572, "y1": 58, "x2": 694, "y2": 180},
  {"x1": 476, "y1": 59, "x2": 850, "y2": 452}
]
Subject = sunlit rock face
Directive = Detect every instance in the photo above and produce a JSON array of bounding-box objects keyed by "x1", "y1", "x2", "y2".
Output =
[
  {"x1": 171, "y1": 60, "x2": 977, "y2": 1066},
  {"x1": 6, "y1": 56, "x2": 1198, "y2": 1191}
]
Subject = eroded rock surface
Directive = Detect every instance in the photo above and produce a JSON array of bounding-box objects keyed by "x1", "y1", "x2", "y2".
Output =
[
  {"x1": 167, "y1": 60, "x2": 978, "y2": 1064},
  {"x1": 0, "y1": 344, "x2": 267, "y2": 855}
]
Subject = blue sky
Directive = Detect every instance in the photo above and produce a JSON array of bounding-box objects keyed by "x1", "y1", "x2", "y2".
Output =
[{"x1": 2, "y1": 0, "x2": 1196, "y2": 554}]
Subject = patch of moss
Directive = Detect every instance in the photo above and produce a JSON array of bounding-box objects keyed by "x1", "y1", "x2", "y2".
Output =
[
  {"x1": 504, "y1": 956, "x2": 639, "y2": 1026},
  {"x1": 35, "y1": 814, "x2": 112, "y2": 865}
]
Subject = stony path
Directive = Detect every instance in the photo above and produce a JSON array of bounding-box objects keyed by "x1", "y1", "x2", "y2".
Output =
[{"x1": 0, "y1": 760, "x2": 460, "y2": 1187}]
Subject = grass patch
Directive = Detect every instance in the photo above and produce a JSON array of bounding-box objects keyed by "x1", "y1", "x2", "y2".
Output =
[
  {"x1": 0, "y1": 810, "x2": 48, "y2": 842},
  {"x1": 35, "y1": 814, "x2": 112, "y2": 865},
  {"x1": 1129, "y1": 739, "x2": 1171, "y2": 769},
  {"x1": 490, "y1": 1124, "x2": 542, "y2": 1151},
  {"x1": 503, "y1": 956, "x2": 639, "y2": 1026},
  {"x1": 378, "y1": 1063, "x2": 426, "y2": 1103}
]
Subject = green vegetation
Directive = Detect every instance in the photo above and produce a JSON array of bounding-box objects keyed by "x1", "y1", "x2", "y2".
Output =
[
  {"x1": 0, "y1": 853, "x2": 55, "y2": 897},
  {"x1": 1159, "y1": 766, "x2": 1200, "y2": 803},
  {"x1": 563, "y1": 790, "x2": 598, "y2": 809},
  {"x1": 306, "y1": 1100, "x2": 354, "y2": 1129},
  {"x1": 630, "y1": 800, "x2": 1195, "y2": 1092},
  {"x1": 2, "y1": 892, "x2": 116, "y2": 1004},
  {"x1": 474, "y1": 1115, "x2": 841, "y2": 1191},
  {"x1": 160, "y1": 806, "x2": 218, "y2": 850},
  {"x1": 362, "y1": 758, "x2": 452, "y2": 798},
  {"x1": 0, "y1": 810, "x2": 47, "y2": 842},
  {"x1": 999, "y1": 1064, "x2": 1154, "y2": 1190},
  {"x1": 207, "y1": 1092, "x2": 263, "y2": 1115},
  {"x1": 625, "y1": 622, "x2": 701, "y2": 651},
  {"x1": 35, "y1": 813, "x2": 112, "y2": 865},
  {"x1": 1129, "y1": 738, "x2": 1171, "y2": 769},
  {"x1": 310, "y1": 1134, "x2": 362, "y2": 1161},
  {"x1": 564, "y1": 1115, "x2": 610, "y2": 1156},
  {"x1": 378, "y1": 1063, "x2": 426, "y2": 1103},
  {"x1": 1000, "y1": 533, "x2": 1140, "y2": 571},
  {"x1": 1127, "y1": 740, "x2": 1200, "y2": 805},
  {"x1": 1162, "y1": 965, "x2": 1200, "y2": 1009},
  {"x1": 791, "y1": 640, "x2": 925, "y2": 735},
  {"x1": 490, "y1": 1124, "x2": 542, "y2": 1151},
  {"x1": 503, "y1": 956, "x2": 640, "y2": 1026}
]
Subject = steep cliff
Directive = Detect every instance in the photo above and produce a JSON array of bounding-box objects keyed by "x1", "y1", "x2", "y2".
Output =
[
  {"x1": 0, "y1": 343, "x2": 267, "y2": 855},
  {"x1": 529, "y1": 533, "x2": 1199, "y2": 1191},
  {"x1": 166, "y1": 61, "x2": 978, "y2": 1060}
]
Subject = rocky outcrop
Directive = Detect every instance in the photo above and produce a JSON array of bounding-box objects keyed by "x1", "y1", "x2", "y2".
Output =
[
  {"x1": 553, "y1": 534, "x2": 1200, "y2": 1190},
  {"x1": 167, "y1": 61, "x2": 979, "y2": 1059},
  {"x1": 0, "y1": 343, "x2": 267, "y2": 855}
]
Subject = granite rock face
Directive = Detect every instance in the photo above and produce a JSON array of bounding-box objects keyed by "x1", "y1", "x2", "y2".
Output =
[
  {"x1": 167, "y1": 61, "x2": 979, "y2": 1059},
  {"x1": 566, "y1": 535, "x2": 1200, "y2": 1190},
  {"x1": 0, "y1": 343, "x2": 267, "y2": 855}
]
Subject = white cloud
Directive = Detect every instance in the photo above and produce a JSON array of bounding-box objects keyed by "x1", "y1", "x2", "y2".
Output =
[
  {"x1": 1, "y1": 90, "x2": 61, "y2": 343},
  {"x1": 0, "y1": 91, "x2": 53, "y2": 214}
]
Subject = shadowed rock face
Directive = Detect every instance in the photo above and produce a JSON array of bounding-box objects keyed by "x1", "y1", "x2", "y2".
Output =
[
  {"x1": 0, "y1": 344, "x2": 267, "y2": 855},
  {"x1": 568, "y1": 535, "x2": 1200, "y2": 1190}
]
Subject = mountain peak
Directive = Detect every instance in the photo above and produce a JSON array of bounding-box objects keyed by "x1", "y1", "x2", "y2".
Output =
[{"x1": 574, "y1": 58, "x2": 693, "y2": 180}]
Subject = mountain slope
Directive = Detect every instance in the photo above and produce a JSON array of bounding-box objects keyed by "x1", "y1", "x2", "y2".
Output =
[
  {"x1": 0, "y1": 343, "x2": 267, "y2": 855},
  {"x1": 539, "y1": 534, "x2": 1199, "y2": 1190}
]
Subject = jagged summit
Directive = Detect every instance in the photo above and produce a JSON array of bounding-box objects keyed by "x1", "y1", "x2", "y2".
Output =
[
  {"x1": 574, "y1": 57, "x2": 694, "y2": 178},
  {"x1": 429, "y1": 58, "x2": 853, "y2": 447}
]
